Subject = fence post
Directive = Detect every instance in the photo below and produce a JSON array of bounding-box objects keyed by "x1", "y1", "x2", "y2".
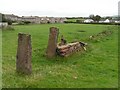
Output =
[
  {"x1": 16, "y1": 33, "x2": 32, "y2": 74},
  {"x1": 46, "y1": 27, "x2": 59, "y2": 58}
]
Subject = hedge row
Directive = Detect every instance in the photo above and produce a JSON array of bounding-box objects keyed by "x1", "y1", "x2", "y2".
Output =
[{"x1": 64, "y1": 21, "x2": 120, "y2": 25}]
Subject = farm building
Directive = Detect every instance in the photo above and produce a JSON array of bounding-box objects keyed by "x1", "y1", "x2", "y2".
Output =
[
  {"x1": 84, "y1": 19, "x2": 94, "y2": 23},
  {"x1": 104, "y1": 19, "x2": 110, "y2": 23}
]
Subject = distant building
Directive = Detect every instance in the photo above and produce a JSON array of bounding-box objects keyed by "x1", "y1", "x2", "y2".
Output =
[
  {"x1": 58, "y1": 18, "x2": 67, "y2": 23},
  {"x1": 114, "y1": 20, "x2": 120, "y2": 23},
  {"x1": 21, "y1": 16, "x2": 38, "y2": 23},
  {"x1": 84, "y1": 19, "x2": 94, "y2": 23},
  {"x1": 40, "y1": 17, "x2": 49, "y2": 24},
  {"x1": 4, "y1": 14, "x2": 19, "y2": 21},
  {"x1": 99, "y1": 18, "x2": 120, "y2": 23},
  {"x1": 99, "y1": 20, "x2": 104, "y2": 23},
  {"x1": 111, "y1": 16, "x2": 120, "y2": 23},
  {"x1": 49, "y1": 17, "x2": 56, "y2": 23},
  {"x1": 104, "y1": 19, "x2": 110, "y2": 23},
  {"x1": 3, "y1": 14, "x2": 67, "y2": 24}
]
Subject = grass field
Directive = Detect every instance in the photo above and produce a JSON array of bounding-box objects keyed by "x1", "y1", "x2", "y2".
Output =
[{"x1": 2, "y1": 24, "x2": 118, "y2": 88}]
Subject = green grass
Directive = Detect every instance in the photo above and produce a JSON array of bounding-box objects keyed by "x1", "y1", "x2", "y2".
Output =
[{"x1": 2, "y1": 24, "x2": 118, "y2": 88}]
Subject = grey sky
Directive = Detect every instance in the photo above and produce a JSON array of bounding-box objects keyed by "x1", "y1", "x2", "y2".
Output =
[{"x1": 0, "y1": 0, "x2": 119, "y2": 17}]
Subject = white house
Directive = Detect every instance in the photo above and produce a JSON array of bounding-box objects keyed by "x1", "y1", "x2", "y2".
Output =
[
  {"x1": 104, "y1": 19, "x2": 110, "y2": 23},
  {"x1": 84, "y1": 19, "x2": 94, "y2": 23},
  {"x1": 115, "y1": 20, "x2": 120, "y2": 23},
  {"x1": 99, "y1": 20, "x2": 104, "y2": 23}
]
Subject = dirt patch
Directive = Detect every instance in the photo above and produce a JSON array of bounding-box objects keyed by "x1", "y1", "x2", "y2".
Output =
[{"x1": 77, "y1": 30, "x2": 86, "y2": 32}]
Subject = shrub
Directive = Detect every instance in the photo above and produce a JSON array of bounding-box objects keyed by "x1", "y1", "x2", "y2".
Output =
[
  {"x1": 2, "y1": 25, "x2": 15, "y2": 31},
  {"x1": 18, "y1": 21, "x2": 25, "y2": 25},
  {"x1": 76, "y1": 20, "x2": 84, "y2": 23},
  {"x1": 18, "y1": 21, "x2": 31, "y2": 25},
  {"x1": 64, "y1": 21, "x2": 75, "y2": 23},
  {"x1": 24, "y1": 21, "x2": 31, "y2": 24}
]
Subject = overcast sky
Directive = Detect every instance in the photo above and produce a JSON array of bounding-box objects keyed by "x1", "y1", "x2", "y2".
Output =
[{"x1": 0, "y1": 0, "x2": 119, "y2": 17}]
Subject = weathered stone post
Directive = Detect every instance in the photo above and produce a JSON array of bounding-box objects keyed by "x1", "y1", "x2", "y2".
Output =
[
  {"x1": 46, "y1": 27, "x2": 59, "y2": 58},
  {"x1": 16, "y1": 33, "x2": 32, "y2": 74}
]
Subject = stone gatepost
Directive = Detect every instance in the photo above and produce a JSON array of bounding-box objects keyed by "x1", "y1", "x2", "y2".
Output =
[
  {"x1": 16, "y1": 33, "x2": 32, "y2": 74},
  {"x1": 46, "y1": 27, "x2": 59, "y2": 58}
]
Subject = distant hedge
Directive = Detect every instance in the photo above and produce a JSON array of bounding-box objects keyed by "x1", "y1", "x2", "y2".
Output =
[
  {"x1": 64, "y1": 21, "x2": 120, "y2": 25},
  {"x1": 64, "y1": 21, "x2": 76, "y2": 23},
  {"x1": 81, "y1": 22, "x2": 120, "y2": 25},
  {"x1": 18, "y1": 21, "x2": 31, "y2": 25}
]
